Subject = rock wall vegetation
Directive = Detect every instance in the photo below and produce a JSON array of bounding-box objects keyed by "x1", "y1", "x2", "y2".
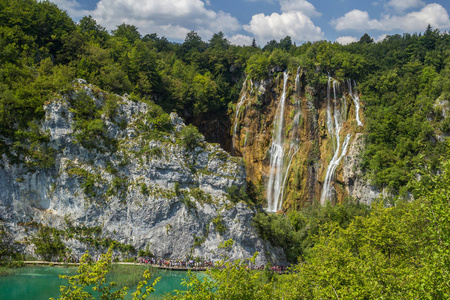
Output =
[{"x1": 0, "y1": 82, "x2": 283, "y2": 263}]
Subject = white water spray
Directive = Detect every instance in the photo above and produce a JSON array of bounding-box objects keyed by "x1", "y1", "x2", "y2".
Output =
[
  {"x1": 348, "y1": 79, "x2": 363, "y2": 127},
  {"x1": 232, "y1": 77, "x2": 248, "y2": 154},
  {"x1": 326, "y1": 77, "x2": 335, "y2": 137},
  {"x1": 320, "y1": 78, "x2": 351, "y2": 205},
  {"x1": 266, "y1": 72, "x2": 289, "y2": 212}
]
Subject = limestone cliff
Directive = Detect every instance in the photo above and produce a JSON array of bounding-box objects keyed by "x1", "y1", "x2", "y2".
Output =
[
  {"x1": 0, "y1": 80, "x2": 284, "y2": 264},
  {"x1": 231, "y1": 69, "x2": 380, "y2": 211}
]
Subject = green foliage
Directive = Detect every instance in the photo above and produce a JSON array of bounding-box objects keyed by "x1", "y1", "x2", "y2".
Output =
[
  {"x1": 178, "y1": 124, "x2": 204, "y2": 150},
  {"x1": 211, "y1": 215, "x2": 227, "y2": 235},
  {"x1": 52, "y1": 247, "x2": 159, "y2": 300},
  {"x1": 226, "y1": 185, "x2": 254, "y2": 206},
  {"x1": 0, "y1": 225, "x2": 20, "y2": 263},
  {"x1": 168, "y1": 158, "x2": 450, "y2": 298},
  {"x1": 31, "y1": 226, "x2": 66, "y2": 261},
  {"x1": 252, "y1": 201, "x2": 370, "y2": 263},
  {"x1": 137, "y1": 245, "x2": 153, "y2": 258},
  {"x1": 189, "y1": 188, "x2": 213, "y2": 205},
  {"x1": 170, "y1": 253, "x2": 272, "y2": 300},
  {"x1": 107, "y1": 176, "x2": 129, "y2": 201},
  {"x1": 13, "y1": 122, "x2": 55, "y2": 169}
]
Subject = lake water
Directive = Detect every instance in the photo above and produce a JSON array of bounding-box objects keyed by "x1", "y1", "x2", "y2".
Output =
[{"x1": 0, "y1": 265, "x2": 196, "y2": 299}]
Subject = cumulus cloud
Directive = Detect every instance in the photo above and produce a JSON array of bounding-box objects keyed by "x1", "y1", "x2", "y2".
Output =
[
  {"x1": 39, "y1": 0, "x2": 89, "y2": 18},
  {"x1": 87, "y1": 0, "x2": 240, "y2": 41},
  {"x1": 336, "y1": 36, "x2": 358, "y2": 45},
  {"x1": 386, "y1": 0, "x2": 425, "y2": 12},
  {"x1": 279, "y1": 0, "x2": 322, "y2": 17},
  {"x1": 333, "y1": 4, "x2": 450, "y2": 32},
  {"x1": 228, "y1": 34, "x2": 254, "y2": 46},
  {"x1": 376, "y1": 34, "x2": 388, "y2": 42},
  {"x1": 244, "y1": 11, "x2": 324, "y2": 45}
]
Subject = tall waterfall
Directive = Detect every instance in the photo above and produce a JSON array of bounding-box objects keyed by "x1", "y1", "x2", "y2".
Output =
[
  {"x1": 232, "y1": 77, "x2": 248, "y2": 154},
  {"x1": 320, "y1": 78, "x2": 352, "y2": 205},
  {"x1": 326, "y1": 77, "x2": 334, "y2": 137},
  {"x1": 280, "y1": 68, "x2": 302, "y2": 208},
  {"x1": 348, "y1": 79, "x2": 363, "y2": 127},
  {"x1": 267, "y1": 72, "x2": 289, "y2": 212}
]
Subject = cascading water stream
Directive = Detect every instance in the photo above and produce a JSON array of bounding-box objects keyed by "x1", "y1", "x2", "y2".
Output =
[
  {"x1": 278, "y1": 67, "x2": 303, "y2": 211},
  {"x1": 320, "y1": 134, "x2": 351, "y2": 204},
  {"x1": 266, "y1": 72, "x2": 289, "y2": 212},
  {"x1": 295, "y1": 66, "x2": 301, "y2": 93},
  {"x1": 232, "y1": 77, "x2": 248, "y2": 154},
  {"x1": 348, "y1": 79, "x2": 363, "y2": 127},
  {"x1": 326, "y1": 77, "x2": 335, "y2": 137},
  {"x1": 320, "y1": 78, "x2": 351, "y2": 205}
]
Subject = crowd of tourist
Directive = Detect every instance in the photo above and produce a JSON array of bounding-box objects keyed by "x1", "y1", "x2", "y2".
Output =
[
  {"x1": 60, "y1": 255, "x2": 288, "y2": 273},
  {"x1": 138, "y1": 257, "x2": 212, "y2": 269},
  {"x1": 137, "y1": 256, "x2": 289, "y2": 273}
]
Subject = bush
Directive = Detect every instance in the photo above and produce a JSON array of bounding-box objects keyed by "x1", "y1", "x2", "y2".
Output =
[
  {"x1": 31, "y1": 226, "x2": 66, "y2": 261},
  {"x1": 178, "y1": 124, "x2": 204, "y2": 150}
]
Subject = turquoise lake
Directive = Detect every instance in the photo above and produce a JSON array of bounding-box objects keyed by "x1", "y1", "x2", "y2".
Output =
[{"x1": 0, "y1": 265, "x2": 196, "y2": 299}]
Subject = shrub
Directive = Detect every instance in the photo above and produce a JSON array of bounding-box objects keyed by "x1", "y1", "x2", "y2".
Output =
[{"x1": 178, "y1": 124, "x2": 204, "y2": 150}]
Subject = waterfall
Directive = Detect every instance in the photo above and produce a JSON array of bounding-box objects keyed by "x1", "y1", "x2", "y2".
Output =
[
  {"x1": 266, "y1": 72, "x2": 289, "y2": 212},
  {"x1": 320, "y1": 134, "x2": 351, "y2": 205},
  {"x1": 278, "y1": 68, "x2": 303, "y2": 211},
  {"x1": 279, "y1": 146, "x2": 300, "y2": 209},
  {"x1": 320, "y1": 78, "x2": 351, "y2": 205},
  {"x1": 232, "y1": 77, "x2": 248, "y2": 154},
  {"x1": 348, "y1": 79, "x2": 363, "y2": 127},
  {"x1": 295, "y1": 66, "x2": 301, "y2": 93},
  {"x1": 326, "y1": 77, "x2": 334, "y2": 137}
]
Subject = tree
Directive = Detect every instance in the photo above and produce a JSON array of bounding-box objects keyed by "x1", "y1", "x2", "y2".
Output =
[
  {"x1": 209, "y1": 31, "x2": 229, "y2": 50},
  {"x1": 178, "y1": 124, "x2": 204, "y2": 150},
  {"x1": 171, "y1": 251, "x2": 273, "y2": 300},
  {"x1": 359, "y1": 33, "x2": 374, "y2": 44},
  {"x1": 279, "y1": 36, "x2": 293, "y2": 51},
  {"x1": 78, "y1": 15, "x2": 109, "y2": 44},
  {"x1": 180, "y1": 31, "x2": 207, "y2": 58},
  {"x1": 52, "y1": 246, "x2": 159, "y2": 300},
  {"x1": 112, "y1": 23, "x2": 141, "y2": 44}
]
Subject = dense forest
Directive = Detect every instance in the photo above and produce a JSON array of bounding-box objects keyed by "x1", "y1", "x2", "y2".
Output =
[{"x1": 1, "y1": 0, "x2": 450, "y2": 298}]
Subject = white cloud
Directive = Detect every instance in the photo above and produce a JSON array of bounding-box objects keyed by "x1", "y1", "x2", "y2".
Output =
[
  {"x1": 279, "y1": 0, "x2": 322, "y2": 17},
  {"x1": 386, "y1": 0, "x2": 425, "y2": 12},
  {"x1": 88, "y1": 0, "x2": 240, "y2": 41},
  {"x1": 228, "y1": 34, "x2": 254, "y2": 46},
  {"x1": 376, "y1": 34, "x2": 388, "y2": 42},
  {"x1": 39, "y1": 0, "x2": 89, "y2": 18},
  {"x1": 244, "y1": 11, "x2": 324, "y2": 45},
  {"x1": 333, "y1": 10, "x2": 373, "y2": 31},
  {"x1": 333, "y1": 4, "x2": 450, "y2": 32},
  {"x1": 335, "y1": 36, "x2": 358, "y2": 45}
]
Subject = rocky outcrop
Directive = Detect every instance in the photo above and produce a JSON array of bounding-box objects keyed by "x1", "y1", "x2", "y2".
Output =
[
  {"x1": 343, "y1": 133, "x2": 381, "y2": 204},
  {"x1": 0, "y1": 82, "x2": 284, "y2": 264},
  {"x1": 231, "y1": 70, "x2": 369, "y2": 210}
]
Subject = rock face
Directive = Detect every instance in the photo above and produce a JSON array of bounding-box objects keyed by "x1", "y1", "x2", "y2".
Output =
[
  {"x1": 0, "y1": 82, "x2": 284, "y2": 264},
  {"x1": 231, "y1": 70, "x2": 380, "y2": 210},
  {"x1": 343, "y1": 133, "x2": 381, "y2": 204}
]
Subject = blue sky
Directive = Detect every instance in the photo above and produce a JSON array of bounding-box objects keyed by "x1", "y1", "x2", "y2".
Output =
[{"x1": 52, "y1": 0, "x2": 450, "y2": 45}]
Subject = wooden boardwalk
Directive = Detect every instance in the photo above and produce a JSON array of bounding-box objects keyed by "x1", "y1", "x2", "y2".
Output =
[
  {"x1": 23, "y1": 261, "x2": 207, "y2": 271},
  {"x1": 23, "y1": 261, "x2": 286, "y2": 273}
]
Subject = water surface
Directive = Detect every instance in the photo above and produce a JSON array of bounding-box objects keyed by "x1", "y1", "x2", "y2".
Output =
[{"x1": 0, "y1": 265, "x2": 195, "y2": 299}]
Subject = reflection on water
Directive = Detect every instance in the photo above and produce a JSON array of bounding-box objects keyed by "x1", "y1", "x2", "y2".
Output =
[{"x1": 0, "y1": 265, "x2": 198, "y2": 300}]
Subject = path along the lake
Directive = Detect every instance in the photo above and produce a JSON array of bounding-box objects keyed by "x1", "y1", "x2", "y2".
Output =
[{"x1": 23, "y1": 261, "x2": 208, "y2": 271}]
